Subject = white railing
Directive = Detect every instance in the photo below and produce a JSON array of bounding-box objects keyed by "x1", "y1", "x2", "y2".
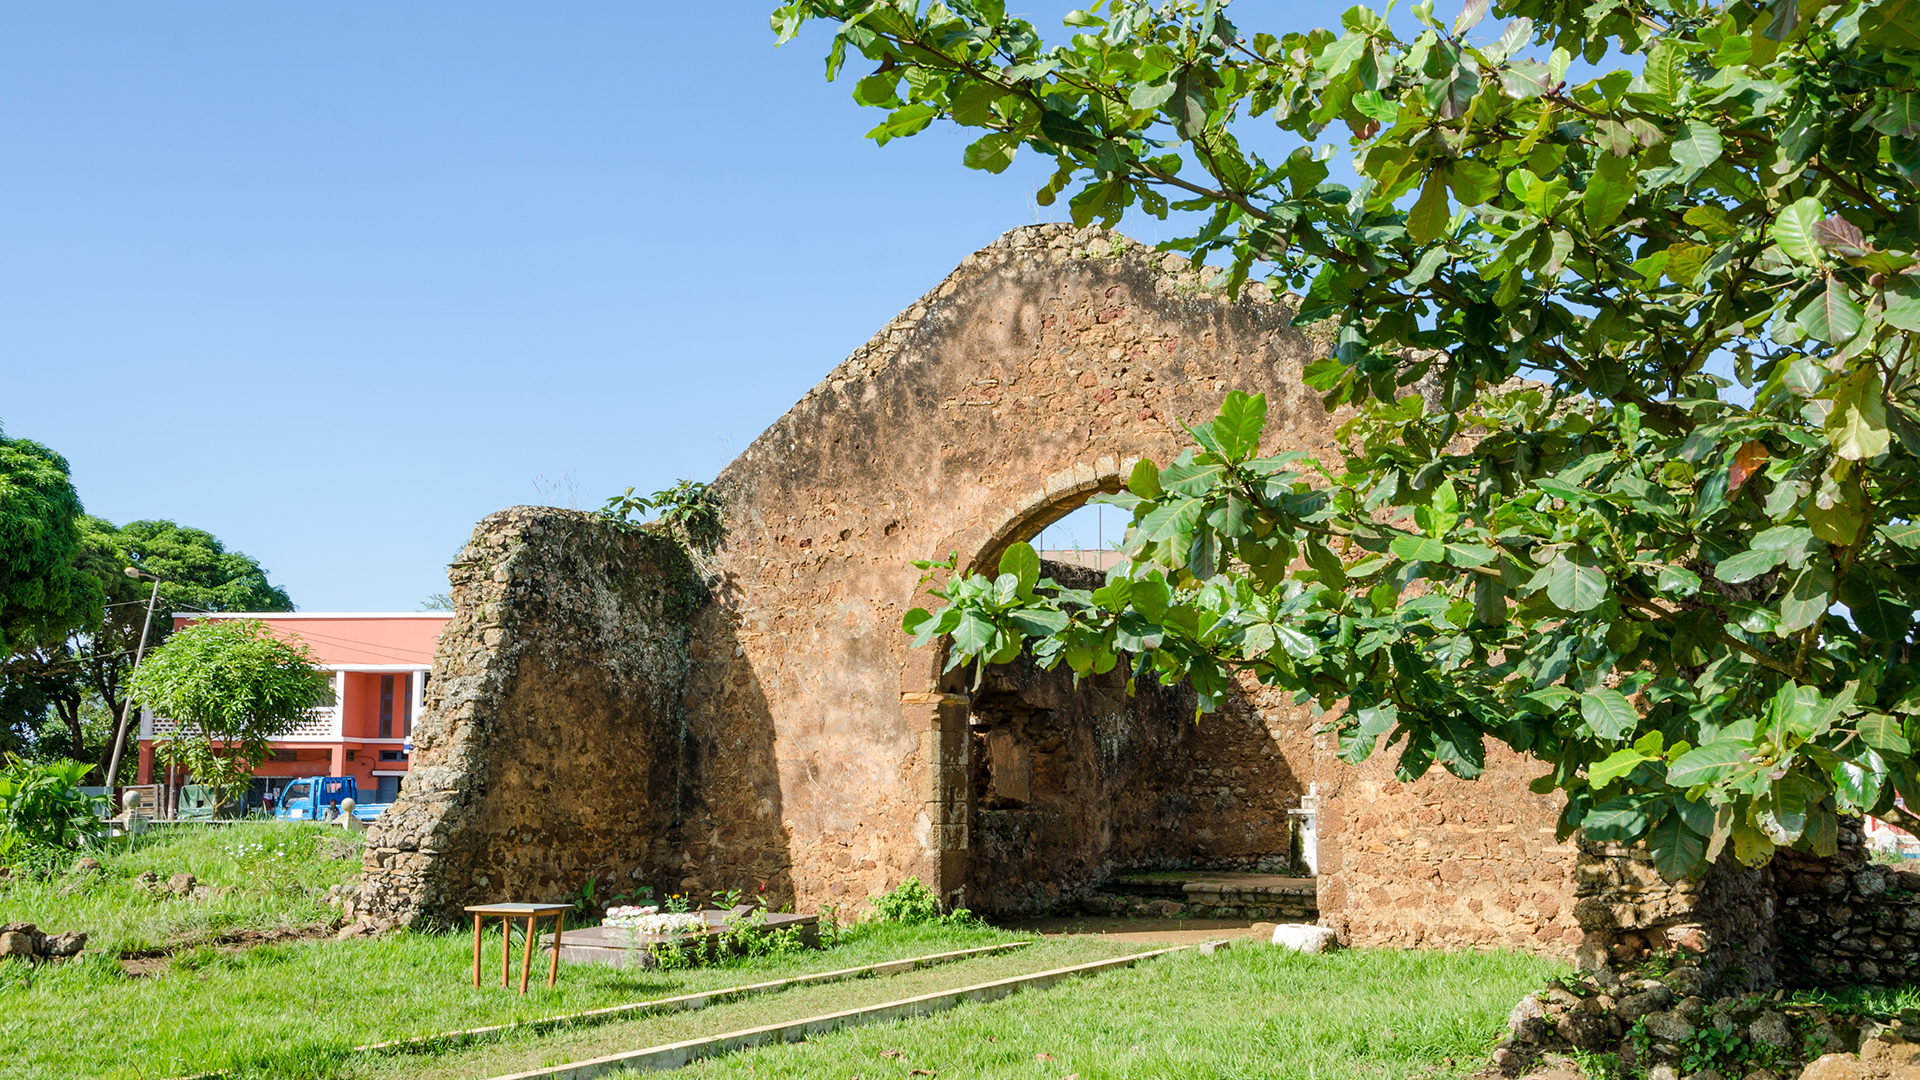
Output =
[{"x1": 142, "y1": 705, "x2": 342, "y2": 743}]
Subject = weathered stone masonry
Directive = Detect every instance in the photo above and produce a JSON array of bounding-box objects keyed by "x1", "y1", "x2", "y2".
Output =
[
  {"x1": 363, "y1": 224, "x2": 1580, "y2": 953},
  {"x1": 361, "y1": 509, "x2": 710, "y2": 920}
]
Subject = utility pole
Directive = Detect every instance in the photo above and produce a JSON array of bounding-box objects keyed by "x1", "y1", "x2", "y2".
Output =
[{"x1": 102, "y1": 567, "x2": 161, "y2": 801}]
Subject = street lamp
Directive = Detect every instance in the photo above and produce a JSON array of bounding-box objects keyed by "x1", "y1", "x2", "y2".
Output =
[{"x1": 101, "y1": 567, "x2": 161, "y2": 794}]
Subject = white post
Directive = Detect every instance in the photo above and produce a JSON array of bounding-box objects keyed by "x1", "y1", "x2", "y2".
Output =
[
  {"x1": 408, "y1": 669, "x2": 426, "y2": 734},
  {"x1": 1288, "y1": 783, "x2": 1321, "y2": 877}
]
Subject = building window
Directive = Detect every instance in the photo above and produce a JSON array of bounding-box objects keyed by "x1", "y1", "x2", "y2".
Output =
[
  {"x1": 401, "y1": 672, "x2": 413, "y2": 737},
  {"x1": 379, "y1": 749, "x2": 408, "y2": 762},
  {"x1": 380, "y1": 674, "x2": 394, "y2": 739}
]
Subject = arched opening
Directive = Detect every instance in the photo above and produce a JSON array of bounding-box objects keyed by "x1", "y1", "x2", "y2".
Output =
[{"x1": 923, "y1": 469, "x2": 1316, "y2": 923}]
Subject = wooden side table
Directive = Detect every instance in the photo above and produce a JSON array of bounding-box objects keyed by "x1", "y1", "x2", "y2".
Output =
[{"x1": 464, "y1": 903, "x2": 571, "y2": 993}]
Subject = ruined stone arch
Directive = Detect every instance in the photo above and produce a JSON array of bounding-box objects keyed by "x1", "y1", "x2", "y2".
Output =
[{"x1": 368, "y1": 223, "x2": 1587, "y2": 957}]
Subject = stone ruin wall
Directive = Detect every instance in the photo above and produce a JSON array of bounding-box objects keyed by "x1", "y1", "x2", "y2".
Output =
[
  {"x1": 361, "y1": 509, "x2": 709, "y2": 924},
  {"x1": 361, "y1": 224, "x2": 1598, "y2": 956}
]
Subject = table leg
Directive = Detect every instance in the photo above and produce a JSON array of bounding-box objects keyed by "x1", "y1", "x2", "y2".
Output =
[
  {"x1": 471, "y1": 912, "x2": 482, "y2": 988},
  {"x1": 501, "y1": 916, "x2": 511, "y2": 987},
  {"x1": 519, "y1": 915, "x2": 536, "y2": 994},
  {"x1": 548, "y1": 913, "x2": 562, "y2": 987}
]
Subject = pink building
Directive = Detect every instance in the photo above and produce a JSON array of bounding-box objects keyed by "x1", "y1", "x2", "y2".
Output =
[{"x1": 137, "y1": 613, "x2": 450, "y2": 807}]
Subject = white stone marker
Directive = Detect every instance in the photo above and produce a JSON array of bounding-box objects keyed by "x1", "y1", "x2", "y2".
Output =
[{"x1": 1271, "y1": 924, "x2": 1339, "y2": 953}]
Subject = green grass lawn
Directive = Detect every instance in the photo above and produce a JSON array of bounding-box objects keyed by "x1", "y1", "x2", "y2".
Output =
[
  {"x1": 0, "y1": 826, "x2": 1569, "y2": 1080},
  {"x1": 1, "y1": 821, "x2": 359, "y2": 955},
  {"x1": 669, "y1": 945, "x2": 1568, "y2": 1080}
]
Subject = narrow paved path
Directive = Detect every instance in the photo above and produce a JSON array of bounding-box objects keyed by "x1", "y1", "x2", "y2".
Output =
[{"x1": 992, "y1": 915, "x2": 1281, "y2": 945}]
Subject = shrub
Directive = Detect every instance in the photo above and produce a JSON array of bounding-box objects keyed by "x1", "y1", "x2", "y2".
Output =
[
  {"x1": 0, "y1": 755, "x2": 104, "y2": 859},
  {"x1": 869, "y1": 877, "x2": 980, "y2": 926}
]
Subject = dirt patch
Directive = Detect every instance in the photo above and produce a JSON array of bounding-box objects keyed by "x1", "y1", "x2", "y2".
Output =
[
  {"x1": 992, "y1": 915, "x2": 1281, "y2": 945},
  {"x1": 117, "y1": 923, "x2": 342, "y2": 977}
]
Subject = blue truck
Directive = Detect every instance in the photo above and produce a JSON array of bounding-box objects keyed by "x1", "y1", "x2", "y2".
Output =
[{"x1": 272, "y1": 776, "x2": 390, "y2": 822}]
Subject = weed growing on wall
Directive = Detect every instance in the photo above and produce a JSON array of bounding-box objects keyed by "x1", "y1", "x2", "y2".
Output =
[{"x1": 601, "y1": 479, "x2": 726, "y2": 554}]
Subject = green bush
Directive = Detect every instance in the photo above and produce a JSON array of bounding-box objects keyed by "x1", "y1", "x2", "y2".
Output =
[
  {"x1": 0, "y1": 755, "x2": 104, "y2": 860},
  {"x1": 869, "y1": 877, "x2": 979, "y2": 926}
]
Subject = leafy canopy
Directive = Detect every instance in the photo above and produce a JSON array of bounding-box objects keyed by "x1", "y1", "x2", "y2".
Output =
[
  {"x1": 1, "y1": 515, "x2": 294, "y2": 781},
  {"x1": 0, "y1": 428, "x2": 101, "y2": 655},
  {"x1": 784, "y1": 0, "x2": 1920, "y2": 878},
  {"x1": 129, "y1": 620, "x2": 331, "y2": 805}
]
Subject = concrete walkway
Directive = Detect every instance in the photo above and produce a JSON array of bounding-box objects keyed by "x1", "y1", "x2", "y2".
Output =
[{"x1": 992, "y1": 916, "x2": 1284, "y2": 945}]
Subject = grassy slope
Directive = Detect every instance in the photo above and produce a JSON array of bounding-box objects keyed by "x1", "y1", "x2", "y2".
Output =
[{"x1": 1, "y1": 822, "x2": 359, "y2": 955}]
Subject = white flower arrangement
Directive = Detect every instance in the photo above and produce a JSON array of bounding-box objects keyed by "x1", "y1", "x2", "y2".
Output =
[{"x1": 603, "y1": 905, "x2": 706, "y2": 935}]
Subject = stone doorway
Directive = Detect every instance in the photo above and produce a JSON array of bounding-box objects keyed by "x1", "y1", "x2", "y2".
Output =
[{"x1": 959, "y1": 560, "x2": 1305, "y2": 917}]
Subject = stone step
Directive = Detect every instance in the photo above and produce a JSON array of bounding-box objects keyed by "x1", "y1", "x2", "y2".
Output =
[{"x1": 1090, "y1": 872, "x2": 1318, "y2": 921}]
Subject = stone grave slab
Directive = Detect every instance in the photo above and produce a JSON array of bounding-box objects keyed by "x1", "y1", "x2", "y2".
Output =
[{"x1": 546, "y1": 908, "x2": 819, "y2": 970}]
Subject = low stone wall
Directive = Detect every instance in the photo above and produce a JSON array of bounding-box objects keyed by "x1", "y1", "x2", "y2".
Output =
[
  {"x1": 1573, "y1": 840, "x2": 1780, "y2": 993},
  {"x1": 360, "y1": 508, "x2": 707, "y2": 927},
  {"x1": 1776, "y1": 825, "x2": 1920, "y2": 988}
]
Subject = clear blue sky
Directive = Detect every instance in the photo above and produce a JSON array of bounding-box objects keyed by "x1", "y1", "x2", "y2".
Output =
[{"x1": 1, "y1": 1, "x2": 1373, "y2": 611}]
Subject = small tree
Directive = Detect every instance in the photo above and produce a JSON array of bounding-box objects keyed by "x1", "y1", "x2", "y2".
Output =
[{"x1": 129, "y1": 620, "x2": 332, "y2": 808}]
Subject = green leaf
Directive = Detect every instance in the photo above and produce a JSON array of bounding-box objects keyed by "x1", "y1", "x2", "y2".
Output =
[
  {"x1": 1446, "y1": 161, "x2": 1501, "y2": 205},
  {"x1": 1445, "y1": 543, "x2": 1496, "y2": 567},
  {"x1": 1137, "y1": 497, "x2": 1204, "y2": 545},
  {"x1": 962, "y1": 132, "x2": 1020, "y2": 174},
  {"x1": 1666, "y1": 741, "x2": 1749, "y2": 786},
  {"x1": 1544, "y1": 550, "x2": 1608, "y2": 612},
  {"x1": 1648, "y1": 811, "x2": 1707, "y2": 880},
  {"x1": 1772, "y1": 197, "x2": 1826, "y2": 266},
  {"x1": 1670, "y1": 121, "x2": 1724, "y2": 170},
  {"x1": 1884, "y1": 277, "x2": 1920, "y2": 332},
  {"x1": 1656, "y1": 565, "x2": 1702, "y2": 595},
  {"x1": 999, "y1": 542, "x2": 1041, "y2": 598},
  {"x1": 1835, "y1": 750, "x2": 1888, "y2": 814},
  {"x1": 1127, "y1": 459, "x2": 1162, "y2": 499},
  {"x1": 1582, "y1": 795, "x2": 1655, "y2": 841},
  {"x1": 866, "y1": 102, "x2": 940, "y2": 145},
  {"x1": 1589, "y1": 746, "x2": 1652, "y2": 788},
  {"x1": 1315, "y1": 31, "x2": 1371, "y2": 73},
  {"x1": 1797, "y1": 277, "x2": 1865, "y2": 344},
  {"x1": 1582, "y1": 148, "x2": 1633, "y2": 231},
  {"x1": 1580, "y1": 688, "x2": 1638, "y2": 741},
  {"x1": 952, "y1": 611, "x2": 998, "y2": 656},
  {"x1": 1009, "y1": 608, "x2": 1068, "y2": 637},
  {"x1": 1214, "y1": 391, "x2": 1267, "y2": 461},
  {"x1": 1274, "y1": 625, "x2": 1318, "y2": 659},
  {"x1": 1390, "y1": 535, "x2": 1447, "y2": 563},
  {"x1": 1778, "y1": 562, "x2": 1835, "y2": 632},
  {"x1": 1859, "y1": 714, "x2": 1911, "y2": 756},
  {"x1": 1714, "y1": 548, "x2": 1782, "y2": 584},
  {"x1": 1128, "y1": 79, "x2": 1178, "y2": 111},
  {"x1": 1406, "y1": 171, "x2": 1451, "y2": 245},
  {"x1": 1825, "y1": 366, "x2": 1889, "y2": 460}
]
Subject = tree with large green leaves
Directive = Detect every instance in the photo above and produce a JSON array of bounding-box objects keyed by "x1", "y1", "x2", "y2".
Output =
[
  {"x1": 778, "y1": 0, "x2": 1920, "y2": 879},
  {"x1": 0, "y1": 516, "x2": 292, "y2": 781},
  {"x1": 0, "y1": 427, "x2": 101, "y2": 657},
  {"x1": 128, "y1": 619, "x2": 330, "y2": 809}
]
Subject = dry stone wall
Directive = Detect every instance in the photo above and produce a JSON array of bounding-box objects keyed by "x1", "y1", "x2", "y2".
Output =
[
  {"x1": 361, "y1": 509, "x2": 707, "y2": 925},
  {"x1": 1775, "y1": 824, "x2": 1920, "y2": 988}
]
